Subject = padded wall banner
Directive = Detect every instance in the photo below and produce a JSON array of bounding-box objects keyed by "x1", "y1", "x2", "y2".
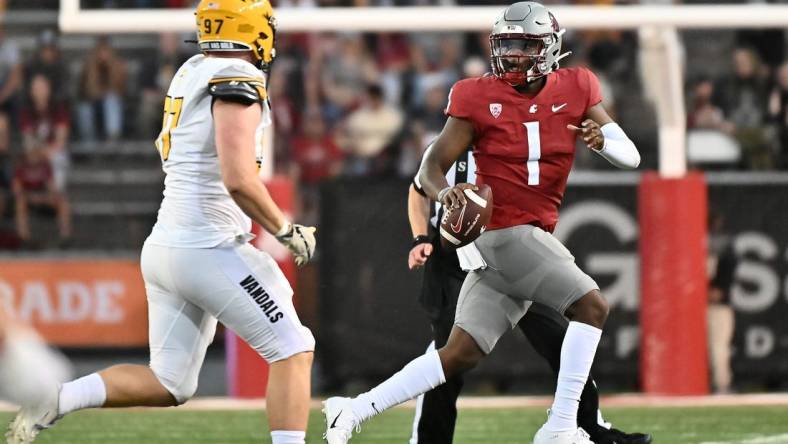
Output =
[
  {"x1": 318, "y1": 177, "x2": 788, "y2": 390},
  {"x1": 0, "y1": 260, "x2": 148, "y2": 347}
]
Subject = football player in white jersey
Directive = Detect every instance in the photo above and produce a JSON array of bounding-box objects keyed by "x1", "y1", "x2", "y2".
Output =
[{"x1": 6, "y1": 2, "x2": 317, "y2": 443}]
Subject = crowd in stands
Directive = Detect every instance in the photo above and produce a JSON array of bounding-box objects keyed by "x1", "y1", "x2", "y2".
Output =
[
  {"x1": 687, "y1": 47, "x2": 788, "y2": 170},
  {"x1": 0, "y1": 28, "x2": 73, "y2": 249},
  {"x1": 0, "y1": 1, "x2": 785, "y2": 249}
]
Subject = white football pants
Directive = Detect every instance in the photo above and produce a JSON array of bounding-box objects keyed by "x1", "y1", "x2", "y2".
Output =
[{"x1": 140, "y1": 239, "x2": 315, "y2": 403}]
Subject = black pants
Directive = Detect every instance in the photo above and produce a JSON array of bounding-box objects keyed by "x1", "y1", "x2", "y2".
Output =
[{"x1": 413, "y1": 261, "x2": 600, "y2": 444}]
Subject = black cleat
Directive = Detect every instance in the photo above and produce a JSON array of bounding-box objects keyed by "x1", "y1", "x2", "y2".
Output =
[
  {"x1": 587, "y1": 425, "x2": 653, "y2": 444},
  {"x1": 610, "y1": 427, "x2": 653, "y2": 444}
]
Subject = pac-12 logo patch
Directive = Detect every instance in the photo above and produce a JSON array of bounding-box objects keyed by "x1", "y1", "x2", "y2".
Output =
[{"x1": 489, "y1": 103, "x2": 502, "y2": 118}]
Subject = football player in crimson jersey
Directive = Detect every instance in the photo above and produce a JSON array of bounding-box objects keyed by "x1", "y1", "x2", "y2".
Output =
[
  {"x1": 323, "y1": 2, "x2": 641, "y2": 444},
  {"x1": 405, "y1": 146, "x2": 651, "y2": 444}
]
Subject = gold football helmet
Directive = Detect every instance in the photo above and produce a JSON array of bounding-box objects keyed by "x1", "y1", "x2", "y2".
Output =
[{"x1": 195, "y1": 0, "x2": 277, "y2": 71}]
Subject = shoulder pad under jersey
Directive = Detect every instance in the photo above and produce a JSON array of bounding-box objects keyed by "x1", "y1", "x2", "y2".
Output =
[{"x1": 209, "y1": 77, "x2": 267, "y2": 106}]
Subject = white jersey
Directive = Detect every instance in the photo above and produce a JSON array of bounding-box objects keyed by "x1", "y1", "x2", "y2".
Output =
[{"x1": 146, "y1": 54, "x2": 271, "y2": 248}]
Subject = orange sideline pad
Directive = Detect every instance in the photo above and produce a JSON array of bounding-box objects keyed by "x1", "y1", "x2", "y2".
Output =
[
  {"x1": 0, "y1": 259, "x2": 148, "y2": 347},
  {"x1": 638, "y1": 172, "x2": 709, "y2": 395}
]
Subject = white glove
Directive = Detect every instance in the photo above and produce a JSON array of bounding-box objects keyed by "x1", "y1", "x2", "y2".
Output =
[{"x1": 275, "y1": 222, "x2": 316, "y2": 267}]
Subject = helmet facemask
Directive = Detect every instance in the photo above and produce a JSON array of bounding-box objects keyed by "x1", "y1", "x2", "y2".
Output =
[
  {"x1": 251, "y1": 14, "x2": 277, "y2": 75},
  {"x1": 490, "y1": 31, "x2": 566, "y2": 86}
]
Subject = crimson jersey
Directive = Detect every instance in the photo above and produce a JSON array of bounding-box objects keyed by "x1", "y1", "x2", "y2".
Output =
[{"x1": 446, "y1": 67, "x2": 602, "y2": 232}]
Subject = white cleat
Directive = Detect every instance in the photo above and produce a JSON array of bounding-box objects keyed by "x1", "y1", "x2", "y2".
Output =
[
  {"x1": 4, "y1": 384, "x2": 61, "y2": 444},
  {"x1": 533, "y1": 425, "x2": 594, "y2": 444},
  {"x1": 322, "y1": 396, "x2": 360, "y2": 444}
]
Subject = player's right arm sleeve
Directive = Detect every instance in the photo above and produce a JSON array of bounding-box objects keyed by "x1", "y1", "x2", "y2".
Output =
[
  {"x1": 596, "y1": 122, "x2": 640, "y2": 169},
  {"x1": 444, "y1": 80, "x2": 473, "y2": 120}
]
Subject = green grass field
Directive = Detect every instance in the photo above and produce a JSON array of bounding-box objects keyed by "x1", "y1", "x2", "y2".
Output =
[{"x1": 3, "y1": 405, "x2": 788, "y2": 443}]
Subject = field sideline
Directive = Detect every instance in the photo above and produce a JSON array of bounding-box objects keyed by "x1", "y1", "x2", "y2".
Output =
[
  {"x1": 2, "y1": 393, "x2": 784, "y2": 411},
  {"x1": 2, "y1": 394, "x2": 787, "y2": 443}
]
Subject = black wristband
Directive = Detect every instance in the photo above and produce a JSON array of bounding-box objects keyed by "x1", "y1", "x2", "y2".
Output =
[{"x1": 412, "y1": 235, "x2": 430, "y2": 247}]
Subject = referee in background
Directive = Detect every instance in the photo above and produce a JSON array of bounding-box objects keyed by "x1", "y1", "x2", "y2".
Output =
[{"x1": 406, "y1": 145, "x2": 651, "y2": 444}]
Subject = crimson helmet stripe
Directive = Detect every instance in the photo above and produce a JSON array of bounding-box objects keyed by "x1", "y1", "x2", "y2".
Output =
[{"x1": 549, "y1": 12, "x2": 560, "y2": 32}]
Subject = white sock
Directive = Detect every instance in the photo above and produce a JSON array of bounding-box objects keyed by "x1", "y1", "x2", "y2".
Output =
[
  {"x1": 410, "y1": 341, "x2": 435, "y2": 444},
  {"x1": 58, "y1": 373, "x2": 107, "y2": 415},
  {"x1": 270, "y1": 430, "x2": 305, "y2": 444},
  {"x1": 351, "y1": 349, "x2": 445, "y2": 423},
  {"x1": 546, "y1": 322, "x2": 602, "y2": 432}
]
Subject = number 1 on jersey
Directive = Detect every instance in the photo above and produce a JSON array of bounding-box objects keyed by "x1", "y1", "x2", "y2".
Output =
[
  {"x1": 523, "y1": 121, "x2": 541, "y2": 185},
  {"x1": 156, "y1": 96, "x2": 184, "y2": 161}
]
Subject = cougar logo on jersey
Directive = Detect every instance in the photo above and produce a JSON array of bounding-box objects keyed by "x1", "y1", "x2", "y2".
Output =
[{"x1": 489, "y1": 103, "x2": 502, "y2": 118}]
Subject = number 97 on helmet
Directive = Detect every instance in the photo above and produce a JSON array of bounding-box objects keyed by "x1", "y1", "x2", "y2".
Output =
[{"x1": 195, "y1": 0, "x2": 277, "y2": 73}]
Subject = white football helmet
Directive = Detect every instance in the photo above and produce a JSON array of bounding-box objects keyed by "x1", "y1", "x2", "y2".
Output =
[{"x1": 490, "y1": 2, "x2": 571, "y2": 85}]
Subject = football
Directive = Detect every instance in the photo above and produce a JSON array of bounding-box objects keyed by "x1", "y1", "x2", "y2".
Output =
[{"x1": 439, "y1": 184, "x2": 493, "y2": 249}]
